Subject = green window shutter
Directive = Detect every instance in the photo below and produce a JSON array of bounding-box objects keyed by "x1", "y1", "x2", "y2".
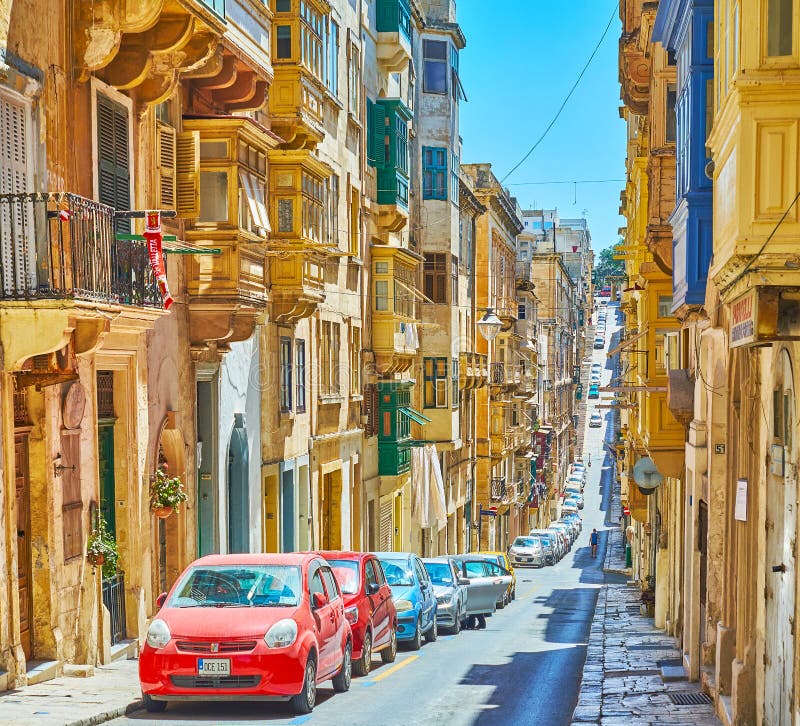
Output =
[
  {"x1": 97, "y1": 94, "x2": 131, "y2": 232},
  {"x1": 370, "y1": 100, "x2": 386, "y2": 169}
]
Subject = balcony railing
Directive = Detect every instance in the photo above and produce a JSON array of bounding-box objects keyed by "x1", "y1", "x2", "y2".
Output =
[
  {"x1": 0, "y1": 193, "x2": 161, "y2": 307},
  {"x1": 490, "y1": 477, "x2": 507, "y2": 502}
]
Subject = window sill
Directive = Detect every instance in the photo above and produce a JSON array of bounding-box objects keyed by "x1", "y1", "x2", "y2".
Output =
[
  {"x1": 350, "y1": 394, "x2": 364, "y2": 402},
  {"x1": 347, "y1": 112, "x2": 363, "y2": 130},
  {"x1": 323, "y1": 89, "x2": 344, "y2": 111},
  {"x1": 318, "y1": 394, "x2": 345, "y2": 405}
]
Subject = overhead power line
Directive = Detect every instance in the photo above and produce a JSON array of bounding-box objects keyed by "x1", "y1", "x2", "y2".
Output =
[{"x1": 500, "y1": 2, "x2": 620, "y2": 185}]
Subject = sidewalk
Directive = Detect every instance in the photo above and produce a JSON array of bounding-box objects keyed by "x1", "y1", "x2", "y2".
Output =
[
  {"x1": 0, "y1": 659, "x2": 142, "y2": 726},
  {"x1": 572, "y1": 502, "x2": 720, "y2": 724}
]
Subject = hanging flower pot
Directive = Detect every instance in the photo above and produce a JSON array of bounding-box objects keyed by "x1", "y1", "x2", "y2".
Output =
[
  {"x1": 86, "y1": 512, "x2": 119, "y2": 578},
  {"x1": 87, "y1": 552, "x2": 106, "y2": 567},
  {"x1": 150, "y1": 464, "x2": 188, "y2": 516}
]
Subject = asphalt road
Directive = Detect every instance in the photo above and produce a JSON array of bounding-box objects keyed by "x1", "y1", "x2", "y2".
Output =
[{"x1": 112, "y1": 307, "x2": 623, "y2": 726}]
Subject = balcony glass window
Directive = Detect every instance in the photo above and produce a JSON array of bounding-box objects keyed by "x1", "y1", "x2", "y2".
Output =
[
  {"x1": 350, "y1": 327, "x2": 361, "y2": 395},
  {"x1": 768, "y1": 0, "x2": 793, "y2": 56},
  {"x1": 326, "y1": 19, "x2": 339, "y2": 96},
  {"x1": 375, "y1": 279, "x2": 389, "y2": 311},
  {"x1": 394, "y1": 262, "x2": 416, "y2": 317},
  {"x1": 199, "y1": 171, "x2": 229, "y2": 222},
  {"x1": 423, "y1": 39, "x2": 447, "y2": 94},
  {"x1": 422, "y1": 147, "x2": 447, "y2": 200},
  {"x1": 300, "y1": 2, "x2": 324, "y2": 80},
  {"x1": 658, "y1": 295, "x2": 673, "y2": 318},
  {"x1": 367, "y1": 98, "x2": 411, "y2": 206},
  {"x1": 451, "y1": 357, "x2": 459, "y2": 408},
  {"x1": 302, "y1": 172, "x2": 325, "y2": 243},
  {"x1": 296, "y1": 339, "x2": 306, "y2": 412},
  {"x1": 276, "y1": 26, "x2": 292, "y2": 59},
  {"x1": 450, "y1": 152, "x2": 460, "y2": 204},
  {"x1": 348, "y1": 44, "x2": 361, "y2": 116},
  {"x1": 280, "y1": 336, "x2": 293, "y2": 412},
  {"x1": 277, "y1": 198, "x2": 294, "y2": 233},
  {"x1": 665, "y1": 84, "x2": 677, "y2": 144},
  {"x1": 424, "y1": 357, "x2": 448, "y2": 408},
  {"x1": 276, "y1": 0, "x2": 290, "y2": 11},
  {"x1": 423, "y1": 252, "x2": 447, "y2": 303}
]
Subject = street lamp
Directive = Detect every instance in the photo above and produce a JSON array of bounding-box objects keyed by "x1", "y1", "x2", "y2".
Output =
[{"x1": 477, "y1": 308, "x2": 503, "y2": 341}]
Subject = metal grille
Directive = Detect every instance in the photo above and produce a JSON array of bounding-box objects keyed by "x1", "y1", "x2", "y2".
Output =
[
  {"x1": 101, "y1": 572, "x2": 127, "y2": 645},
  {"x1": 171, "y1": 675, "x2": 261, "y2": 689},
  {"x1": 97, "y1": 371, "x2": 114, "y2": 418},
  {"x1": 13, "y1": 387, "x2": 27, "y2": 425},
  {"x1": 668, "y1": 692, "x2": 712, "y2": 706},
  {"x1": 176, "y1": 640, "x2": 258, "y2": 654}
]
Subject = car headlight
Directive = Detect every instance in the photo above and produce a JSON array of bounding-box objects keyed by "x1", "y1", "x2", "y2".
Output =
[
  {"x1": 394, "y1": 598, "x2": 413, "y2": 613},
  {"x1": 264, "y1": 619, "x2": 298, "y2": 648},
  {"x1": 436, "y1": 594, "x2": 452, "y2": 605},
  {"x1": 146, "y1": 618, "x2": 171, "y2": 649},
  {"x1": 509, "y1": 547, "x2": 518, "y2": 555}
]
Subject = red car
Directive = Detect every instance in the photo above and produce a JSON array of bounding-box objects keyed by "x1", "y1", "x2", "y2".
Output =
[
  {"x1": 319, "y1": 551, "x2": 398, "y2": 676},
  {"x1": 139, "y1": 553, "x2": 352, "y2": 715}
]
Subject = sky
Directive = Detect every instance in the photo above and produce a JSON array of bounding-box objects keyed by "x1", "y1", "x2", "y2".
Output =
[{"x1": 457, "y1": 0, "x2": 625, "y2": 253}]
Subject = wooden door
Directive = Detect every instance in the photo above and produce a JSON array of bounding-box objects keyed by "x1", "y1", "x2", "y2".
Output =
[
  {"x1": 15, "y1": 433, "x2": 31, "y2": 659},
  {"x1": 97, "y1": 424, "x2": 116, "y2": 536},
  {"x1": 322, "y1": 471, "x2": 342, "y2": 551}
]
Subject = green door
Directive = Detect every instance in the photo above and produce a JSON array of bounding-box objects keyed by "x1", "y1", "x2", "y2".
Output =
[{"x1": 98, "y1": 424, "x2": 116, "y2": 536}]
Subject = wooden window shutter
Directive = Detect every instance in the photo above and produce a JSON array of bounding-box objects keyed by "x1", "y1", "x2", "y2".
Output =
[
  {"x1": 96, "y1": 93, "x2": 131, "y2": 232},
  {"x1": 175, "y1": 130, "x2": 200, "y2": 218},
  {"x1": 155, "y1": 121, "x2": 176, "y2": 209}
]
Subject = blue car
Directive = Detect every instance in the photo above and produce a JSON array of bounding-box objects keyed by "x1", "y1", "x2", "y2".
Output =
[{"x1": 374, "y1": 552, "x2": 437, "y2": 650}]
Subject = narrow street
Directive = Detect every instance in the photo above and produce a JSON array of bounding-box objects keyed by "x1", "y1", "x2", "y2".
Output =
[{"x1": 107, "y1": 329, "x2": 621, "y2": 726}]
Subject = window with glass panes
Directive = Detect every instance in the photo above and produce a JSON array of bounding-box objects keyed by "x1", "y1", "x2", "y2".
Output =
[
  {"x1": 394, "y1": 262, "x2": 416, "y2": 318},
  {"x1": 326, "y1": 174, "x2": 339, "y2": 247},
  {"x1": 296, "y1": 339, "x2": 306, "y2": 412},
  {"x1": 423, "y1": 39, "x2": 447, "y2": 94},
  {"x1": 280, "y1": 337, "x2": 293, "y2": 412},
  {"x1": 350, "y1": 327, "x2": 361, "y2": 394},
  {"x1": 374, "y1": 261, "x2": 389, "y2": 311},
  {"x1": 302, "y1": 172, "x2": 325, "y2": 243},
  {"x1": 424, "y1": 358, "x2": 448, "y2": 408},
  {"x1": 423, "y1": 253, "x2": 447, "y2": 303},
  {"x1": 450, "y1": 255, "x2": 458, "y2": 303},
  {"x1": 450, "y1": 152, "x2": 460, "y2": 204},
  {"x1": 238, "y1": 140, "x2": 270, "y2": 235},
  {"x1": 300, "y1": 1, "x2": 325, "y2": 82},
  {"x1": 320, "y1": 321, "x2": 340, "y2": 395},
  {"x1": 422, "y1": 147, "x2": 447, "y2": 200},
  {"x1": 451, "y1": 357, "x2": 459, "y2": 407},
  {"x1": 348, "y1": 43, "x2": 361, "y2": 116},
  {"x1": 326, "y1": 19, "x2": 339, "y2": 96}
]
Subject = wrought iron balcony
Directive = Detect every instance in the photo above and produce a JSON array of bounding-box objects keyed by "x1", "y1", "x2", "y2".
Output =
[
  {"x1": 0, "y1": 193, "x2": 160, "y2": 307},
  {"x1": 490, "y1": 477, "x2": 507, "y2": 502}
]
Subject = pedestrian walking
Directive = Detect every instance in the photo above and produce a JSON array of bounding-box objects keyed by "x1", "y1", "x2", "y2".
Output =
[{"x1": 590, "y1": 528, "x2": 599, "y2": 558}]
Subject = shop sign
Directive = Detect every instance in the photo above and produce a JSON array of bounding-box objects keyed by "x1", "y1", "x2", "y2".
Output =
[
  {"x1": 729, "y1": 287, "x2": 800, "y2": 348},
  {"x1": 730, "y1": 290, "x2": 756, "y2": 347}
]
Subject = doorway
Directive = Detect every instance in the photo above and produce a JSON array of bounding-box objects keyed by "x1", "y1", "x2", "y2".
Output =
[
  {"x1": 698, "y1": 499, "x2": 708, "y2": 655},
  {"x1": 281, "y1": 468, "x2": 295, "y2": 552},
  {"x1": 15, "y1": 432, "x2": 31, "y2": 660},
  {"x1": 227, "y1": 426, "x2": 249, "y2": 554},
  {"x1": 765, "y1": 350, "x2": 796, "y2": 726},
  {"x1": 322, "y1": 470, "x2": 342, "y2": 550},
  {"x1": 196, "y1": 380, "x2": 217, "y2": 556},
  {"x1": 98, "y1": 424, "x2": 116, "y2": 536}
]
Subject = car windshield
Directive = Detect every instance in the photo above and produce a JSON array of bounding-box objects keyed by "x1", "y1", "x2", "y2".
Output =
[
  {"x1": 380, "y1": 559, "x2": 415, "y2": 587},
  {"x1": 424, "y1": 562, "x2": 453, "y2": 585},
  {"x1": 168, "y1": 565, "x2": 302, "y2": 608},
  {"x1": 327, "y1": 560, "x2": 360, "y2": 595},
  {"x1": 513, "y1": 537, "x2": 538, "y2": 547}
]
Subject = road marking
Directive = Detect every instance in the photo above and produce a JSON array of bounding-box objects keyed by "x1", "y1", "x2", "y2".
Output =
[
  {"x1": 289, "y1": 716, "x2": 312, "y2": 725},
  {"x1": 370, "y1": 655, "x2": 419, "y2": 682}
]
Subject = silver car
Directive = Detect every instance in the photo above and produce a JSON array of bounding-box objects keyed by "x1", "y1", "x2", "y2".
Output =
[
  {"x1": 422, "y1": 557, "x2": 468, "y2": 634},
  {"x1": 528, "y1": 529, "x2": 558, "y2": 564},
  {"x1": 508, "y1": 536, "x2": 544, "y2": 567},
  {"x1": 452, "y1": 557, "x2": 512, "y2": 629}
]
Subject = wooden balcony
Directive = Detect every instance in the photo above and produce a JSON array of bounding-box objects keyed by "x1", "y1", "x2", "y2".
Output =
[
  {"x1": 182, "y1": 116, "x2": 279, "y2": 348},
  {"x1": 376, "y1": 0, "x2": 413, "y2": 72}
]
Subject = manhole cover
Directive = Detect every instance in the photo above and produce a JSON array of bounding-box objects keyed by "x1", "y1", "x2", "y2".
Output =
[{"x1": 669, "y1": 692, "x2": 712, "y2": 706}]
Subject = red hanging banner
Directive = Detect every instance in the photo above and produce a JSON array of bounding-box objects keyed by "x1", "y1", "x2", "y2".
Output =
[{"x1": 144, "y1": 210, "x2": 174, "y2": 310}]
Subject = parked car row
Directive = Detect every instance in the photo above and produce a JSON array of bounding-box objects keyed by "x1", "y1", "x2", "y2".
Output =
[{"x1": 139, "y1": 548, "x2": 516, "y2": 715}]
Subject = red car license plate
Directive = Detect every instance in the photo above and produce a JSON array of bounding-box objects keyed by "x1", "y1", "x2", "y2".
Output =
[{"x1": 198, "y1": 658, "x2": 230, "y2": 675}]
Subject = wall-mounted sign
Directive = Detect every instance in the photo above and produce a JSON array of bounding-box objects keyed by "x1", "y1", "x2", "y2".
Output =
[
  {"x1": 729, "y1": 287, "x2": 800, "y2": 348},
  {"x1": 734, "y1": 479, "x2": 748, "y2": 522},
  {"x1": 714, "y1": 444, "x2": 726, "y2": 455},
  {"x1": 770, "y1": 444, "x2": 785, "y2": 477}
]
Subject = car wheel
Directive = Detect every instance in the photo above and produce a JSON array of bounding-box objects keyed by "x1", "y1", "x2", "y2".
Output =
[
  {"x1": 290, "y1": 654, "x2": 317, "y2": 715},
  {"x1": 424, "y1": 617, "x2": 437, "y2": 643},
  {"x1": 511, "y1": 588, "x2": 516, "y2": 602},
  {"x1": 477, "y1": 615, "x2": 487, "y2": 629},
  {"x1": 381, "y1": 626, "x2": 397, "y2": 663},
  {"x1": 467, "y1": 615, "x2": 477, "y2": 629},
  {"x1": 353, "y1": 630, "x2": 372, "y2": 677},
  {"x1": 408, "y1": 617, "x2": 422, "y2": 651},
  {"x1": 142, "y1": 694, "x2": 167, "y2": 713},
  {"x1": 451, "y1": 610, "x2": 461, "y2": 634},
  {"x1": 332, "y1": 641, "x2": 352, "y2": 693},
  {"x1": 497, "y1": 596, "x2": 505, "y2": 610}
]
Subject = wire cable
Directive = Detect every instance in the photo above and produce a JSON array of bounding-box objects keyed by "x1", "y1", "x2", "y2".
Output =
[{"x1": 499, "y1": 1, "x2": 620, "y2": 185}]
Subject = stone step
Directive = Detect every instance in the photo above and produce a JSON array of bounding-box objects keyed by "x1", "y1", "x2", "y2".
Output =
[
  {"x1": 25, "y1": 659, "x2": 60, "y2": 686},
  {"x1": 110, "y1": 639, "x2": 139, "y2": 662}
]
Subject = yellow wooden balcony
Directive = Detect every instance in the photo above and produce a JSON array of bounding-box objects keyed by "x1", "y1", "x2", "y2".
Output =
[
  {"x1": 270, "y1": 0, "x2": 330, "y2": 149},
  {"x1": 371, "y1": 246, "x2": 420, "y2": 374},
  {"x1": 182, "y1": 116, "x2": 280, "y2": 348},
  {"x1": 74, "y1": 0, "x2": 226, "y2": 105}
]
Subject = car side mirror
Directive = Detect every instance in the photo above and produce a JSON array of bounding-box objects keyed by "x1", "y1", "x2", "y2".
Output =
[
  {"x1": 458, "y1": 577, "x2": 470, "y2": 586},
  {"x1": 156, "y1": 592, "x2": 168, "y2": 609},
  {"x1": 367, "y1": 582, "x2": 381, "y2": 596},
  {"x1": 419, "y1": 581, "x2": 429, "y2": 590},
  {"x1": 312, "y1": 592, "x2": 328, "y2": 610}
]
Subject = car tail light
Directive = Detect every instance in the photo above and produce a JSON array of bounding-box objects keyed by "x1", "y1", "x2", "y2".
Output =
[{"x1": 344, "y1": 606, "x2": 359, "y2": 625}]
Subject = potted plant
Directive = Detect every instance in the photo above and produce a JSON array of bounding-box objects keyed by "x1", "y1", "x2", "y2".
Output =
[
  {"x1": 87, "y1": 513, "x2": 119, "y2": 579},
  {"x1": 150, "y1": 463, "x2": 188, "y2": 519},
  {"x1": 641, "y1": 574, "x2": 656, "y2": 617}
]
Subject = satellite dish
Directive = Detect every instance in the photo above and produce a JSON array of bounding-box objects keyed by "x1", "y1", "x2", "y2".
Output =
[{"x1": 633, "y1": 456, "x2": 663, "y2": 490}]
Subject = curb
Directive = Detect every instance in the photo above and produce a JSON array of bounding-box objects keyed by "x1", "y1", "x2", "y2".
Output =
[{"x1": 65, "y1": 698, "x2": 143, "y2": 726}]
